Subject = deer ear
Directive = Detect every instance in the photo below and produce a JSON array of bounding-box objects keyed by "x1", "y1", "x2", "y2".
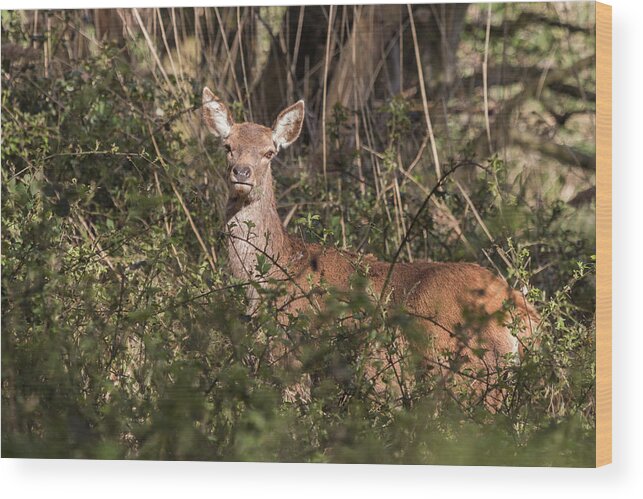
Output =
[
  {"x1": 202, "y1": 87, "x2": 234, "y2": 138},
  {"x1": 272, "y1": 100, "x2": 304, "y2": 150}
]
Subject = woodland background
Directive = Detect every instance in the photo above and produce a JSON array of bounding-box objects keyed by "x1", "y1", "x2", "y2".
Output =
[{"x1": 1, "y1": 3, "x2": 596, "y2": 465}]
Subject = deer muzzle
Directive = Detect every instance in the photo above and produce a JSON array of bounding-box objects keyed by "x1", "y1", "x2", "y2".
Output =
[{"x1": 230, "y1": 164, "x2": 254, "y2": 195}]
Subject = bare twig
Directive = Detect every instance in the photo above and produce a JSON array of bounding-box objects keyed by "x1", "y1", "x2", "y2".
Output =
[
  {"x1": 407, "y1": 4, "x2": 441, "y2": 180},
  {"x1": 483, "y1": 3, "x2": 493, "y2": 154},
  {"x1": 321, "y1": 5, "x2": 336, "y2": 191}
]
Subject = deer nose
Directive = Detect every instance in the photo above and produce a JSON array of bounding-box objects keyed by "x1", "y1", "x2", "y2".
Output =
[{"x1": 232, "y1": 165, "x2": 252, "y2": 181}]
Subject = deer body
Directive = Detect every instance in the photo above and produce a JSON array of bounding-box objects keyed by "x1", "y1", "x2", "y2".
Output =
[{"x1": 203, "y1": 88, "x2": 537, "y2": 405}]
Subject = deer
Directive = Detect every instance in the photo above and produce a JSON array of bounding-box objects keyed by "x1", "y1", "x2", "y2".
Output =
[{"x1": 202, "y1": 87, "x2": 539, "y2": 408}]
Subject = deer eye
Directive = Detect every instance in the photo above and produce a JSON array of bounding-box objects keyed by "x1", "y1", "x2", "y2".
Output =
[
  {"x1": 264, "y1": 151, "x2": 275, "y2": 160},
  {"x1": 224, "y1": 144, "x2": 232, "y2": 155}
]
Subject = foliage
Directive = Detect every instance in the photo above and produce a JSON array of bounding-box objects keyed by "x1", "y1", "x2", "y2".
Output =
[{"x1": 2, "y1": 5, "x2": 596, "y2": 466}]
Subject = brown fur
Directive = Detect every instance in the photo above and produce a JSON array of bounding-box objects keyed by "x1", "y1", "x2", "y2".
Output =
[{"x1": 203, "y1": 88, "x2": 539, "y2": 407}]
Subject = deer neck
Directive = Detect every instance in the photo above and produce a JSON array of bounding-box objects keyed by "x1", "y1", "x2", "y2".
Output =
[{"x1": 225, "y1": 175, "x2": 290, "y2": 282}]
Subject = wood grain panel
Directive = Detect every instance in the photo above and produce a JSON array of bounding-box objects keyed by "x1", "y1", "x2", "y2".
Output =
[{"x1": 595, "y1": 1, "x2": 612, "y2": 468}]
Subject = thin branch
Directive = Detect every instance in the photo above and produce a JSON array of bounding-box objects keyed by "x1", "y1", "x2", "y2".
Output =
[
  {"x1": 407, "y1": 4, "x2": 441, "y2": 180},
  {"x1": 379, "y1": 161, "x2": 482, "y2": 303},
  {"x1": 321, "y1": 5, "x2": 336, "y2": 191},
  {"x1": 483, "y1": 3, "x2": 493, "y2": 154}
]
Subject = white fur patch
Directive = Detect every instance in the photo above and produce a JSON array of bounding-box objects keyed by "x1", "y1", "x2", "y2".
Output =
[
  {"x1": 509, "y1": 332, "x2": 520, "y2": 364},
  {"x1": 272, "y1": 101, "x2": 304, "y2": 149},
  {"x1": 204, "y1": 100, "x2": 232, "y2": 138}
]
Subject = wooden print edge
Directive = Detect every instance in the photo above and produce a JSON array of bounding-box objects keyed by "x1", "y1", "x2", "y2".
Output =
[{"x1": 595, "y1": 1, "x2": 612, "y2": 468}]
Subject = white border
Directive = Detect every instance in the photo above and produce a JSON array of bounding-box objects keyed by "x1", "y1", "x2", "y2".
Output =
[{"x1": 1, "y1": 0, "x2": 641, "y2": 497}]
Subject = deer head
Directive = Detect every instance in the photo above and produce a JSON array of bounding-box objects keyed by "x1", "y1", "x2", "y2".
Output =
[{"x1": 202, "y1": 87, "x2": 305, "y2": 201}]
